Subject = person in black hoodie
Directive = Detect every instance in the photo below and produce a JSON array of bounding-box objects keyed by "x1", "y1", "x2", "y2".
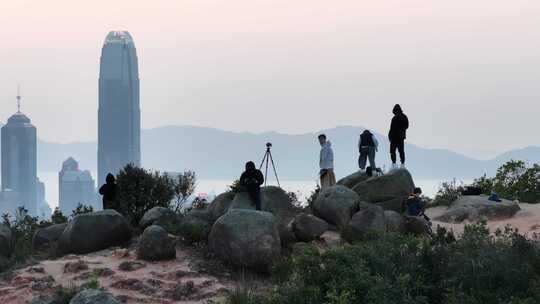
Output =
[
  {"x1": 388, "y1": 104, "x2": 409, "y2": 169},
  {"x1": 240, "y1": 161, "x2": 265, "y2": 210},
  {"x1": 99, "y1": 173, "x2": 118, "y2": 211}
]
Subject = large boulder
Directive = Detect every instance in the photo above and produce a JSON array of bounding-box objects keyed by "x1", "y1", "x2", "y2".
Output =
[
  {"x1": 292, "y1": 213, "x2": 329, "y2": 242},
  {"x1": 69, "y1": 289, "x2": 120, "y2": 304},
  {"x1": 230, "y1": 186, "x2": 299, "y2": 246},
  {"x1": 0, "y1": 224, "x2": 12, "y2": 257},
  {"x1": 58, "y1": 210, "x2": 131, "y2": 254},
  {"x1": 312, "y1": 185, "x2": 360, "y2": 228},
  {"x1": 342, "y1": 204, "x2": 385, "y2": 243},
  {"x1": 435, "y1": 195, "x2": 521, "y2": 223},
  {"x1": 208, "y1": 209, "x2": 281, "y2": 272},
  {"x1": 376, "y1": 196, "x2": 406, "y2": 212},
  {"x1": 137, "y1": 225, "x2": 176, "y2": 261},
  {"x1": 384, "y1": 210, "x2": 406, "y2": 233},
  {"x1": 178, "y1": 210, "x2": 213, "y2": 244},
  {"x1": 352, "y1": 169, "x2": 415, "y2": 203},
  {"x1": 32, "y1": 223, "x2": 67, "y2": 250},
  {"x1": 206, "y1": 192, "x2": 235, "y2": 222},
  {"x1": 139, "y1": 207, "x2": 178, "y2": 230},
  {"x1": 337, "y1": 171, "x2": 370, "y2": 189},
  {"x1": 404, "y1": 215, "x2": 432, "y2": 236}
]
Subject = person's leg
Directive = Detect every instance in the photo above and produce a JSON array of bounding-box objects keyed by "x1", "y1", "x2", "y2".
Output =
[
  {"x1": 359, "y1": 148, "x2": 368, "y2": 170},
  {"x1": 368, "y1": 147, "x2": 376, "y2": 169},
  {"x1": 254, "y1": 188, "x2": 262, "y2": 211},
  {"x1": 398, "y1": 140, "x2": 405, "y2": 165},
  {"x1": 328, "y1": 169, "x2": 336, "y2": 187},
  {"x1": 390, "y1": 141, "x2": 397, "y2": 164}
]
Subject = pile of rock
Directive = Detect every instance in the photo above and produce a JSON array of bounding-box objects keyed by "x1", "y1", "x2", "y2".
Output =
[{"x1": 435, "y1": 195, "x2": 521, "y2": 223}]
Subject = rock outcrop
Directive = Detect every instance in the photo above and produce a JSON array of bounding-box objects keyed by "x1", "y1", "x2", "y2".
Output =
[
  {"x1": 139, "y1": 207, "x2": 178, "y2": 230},
  {"x1": 137, "y1": 225, "x2": 176, "y2": 261},
  {"x1": 342, "y1": 204, "x2": 386, "y2": 243},
  {"x1": 384, "y1": 210, "x2": 406, "y2": 233},
  {"x1": 435, "y1": 195, "x2": 521, "y2": 223},
  {"x1": 337, "y1": 171, "x2": 370, "y2": 189},
  {"x1": 312, "y1": 185, "x2": 360, "y2": 228},
  {"x1": 292, "y1": 213, "x2": 328, "y2": 242},
  {"x1": 59, "y1": 210, "x2": 131, "y2": 254},
  {"x1": 206, "y1": 192, "x2": 235, "y2": 222},
  {"x1": 32, "y1": 223, "x2": 68, "y2": 251},
  {"x1": 352, "y1": 169, "x2": 414, "y2": 203},
  {"x1": 208, "y1": 209, "x2": 281, "y2": 272},
  {"x1": 69, "y1": 289, "x2": 120, "y2": 304}
]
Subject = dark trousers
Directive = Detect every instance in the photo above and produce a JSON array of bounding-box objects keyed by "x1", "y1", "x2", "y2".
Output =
[
  {"x1": 390, "y1": 139, "x2": 405, "y2": 164},
  {"x1": 247, "y1": 188, "x2": 262, "y2": 211}
]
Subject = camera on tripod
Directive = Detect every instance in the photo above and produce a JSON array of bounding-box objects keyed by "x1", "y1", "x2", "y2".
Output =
[{"x1": 260, "y1": 142, "x2": 280, "y2": 187}]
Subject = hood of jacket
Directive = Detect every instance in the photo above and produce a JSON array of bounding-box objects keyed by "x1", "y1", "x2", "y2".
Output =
[{"x1": 392, "y1": 104, "x2": 403, "y2": 115}]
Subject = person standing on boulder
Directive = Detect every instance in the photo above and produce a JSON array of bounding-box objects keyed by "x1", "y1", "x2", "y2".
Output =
[
  {"x1": 358, "y1": 129, "x2": 379, "y2": 174},
  {"x1": 318, "y1": 134, "x2": 336, "y2": 189},
  {"x1": 99, "y1": 173, "x2": 118, "y2": 211},
  {"x1": 388, "y1": 104, "x2": 409, "y2": 169},
  {"x1": 240, "y1": 161, "x2": 265, "y2": 210}
]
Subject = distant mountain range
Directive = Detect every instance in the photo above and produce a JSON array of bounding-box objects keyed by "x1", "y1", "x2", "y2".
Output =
[{"x1": 17, "y1": 125, "x2": 538, "y2": 181}]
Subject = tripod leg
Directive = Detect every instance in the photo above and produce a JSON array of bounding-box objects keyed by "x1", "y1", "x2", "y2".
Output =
[
  {"x1": 264, "y1": 152, "x2": 270, "y2": 187},
  {"x1": 268, "y1": 152, "x2": 281, "y2": 188}
]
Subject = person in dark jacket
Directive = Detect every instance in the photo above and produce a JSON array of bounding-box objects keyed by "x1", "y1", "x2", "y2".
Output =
[
  {"x1": 388, "y1": 104, "x2": 409, "y2": 169},
  {"x1": 240, "y1": 161, "x2": 265, "y2": 210},
  {"x1": 358, "y1": 129, "x2": 379, "y2": 174},
  {"x1": 404, "y1": 187, "x2": 425, "y2": 217},
  {"x1": 99, "y1": 173, "x2": 118, "y2": 210}
]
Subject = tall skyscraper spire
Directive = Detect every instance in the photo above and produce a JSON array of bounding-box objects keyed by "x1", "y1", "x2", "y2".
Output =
[{"x1": 16, "y1": 85, "x2": 21, "y2": 113}]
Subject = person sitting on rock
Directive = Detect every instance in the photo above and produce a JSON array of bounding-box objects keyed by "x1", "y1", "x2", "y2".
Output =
[
  {"x1": 318, "y1": 134, "x2": 336, "y2": 190},
  {"x1": 404, "y1": 187, "x2": 426, "y2": 217},
  {"x1": 240, "y1": 161, "x2": 265, "y2": 210},
  {"x1": 358, "y1": 129, "x2": 379, "y2": 175},
  {"x1": 99, "y1": 173, "x2": 118, "y2": 211}
]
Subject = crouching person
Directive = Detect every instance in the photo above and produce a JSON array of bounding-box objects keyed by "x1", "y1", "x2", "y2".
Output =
[{"x1": 240, "y1": 161, "x2": 265, "y2": 210}]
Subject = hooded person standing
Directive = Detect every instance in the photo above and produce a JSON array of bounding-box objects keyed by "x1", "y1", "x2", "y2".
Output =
[
  {"x1": 99, "y1": 173, "x2": 118, "y2": 211},
  {"x1": 388, "y1": 104, "x2": 409, "y2": 169},
  {"x1": 240, "y1": 161, "x2": 265, "y2": 210},
  {"x1": 358, "y1": 129, "x2": 379, "y2": 174},
  {"x1": 318, "y1": 134, "x2": 336, "y2": 189}
]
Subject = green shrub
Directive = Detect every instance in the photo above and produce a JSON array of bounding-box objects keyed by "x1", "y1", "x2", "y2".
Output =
[
  {"x1": 232, "y1": 222, "x2": 540, "y2": 304},
  {"x1": 115, "y1": 164, "x2": 175, "y2": 226},
  {"x1": 431, "y1": 179, "x2": 463, "y2": 207},
  {"x1": 71, "y1": 204, "x2": 94, "y2": 218},
  {"x1": 51, "y1": 207, "x2": 68, "y2": 224}
]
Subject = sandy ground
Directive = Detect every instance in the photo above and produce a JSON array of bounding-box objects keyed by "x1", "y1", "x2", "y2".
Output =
[
  {"x1": 426, "y1": 203, "x2": 540, "y2": 236},
  {"x1": 0, "y1": 244, "x2": 235, "y2": 304}
]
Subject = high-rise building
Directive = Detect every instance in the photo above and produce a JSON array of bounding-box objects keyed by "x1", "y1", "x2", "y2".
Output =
[
  {"x1": 98, "y1": 31, "x2": 141, "y2": 186},
  {"x1": 59, "y1": 157, "x2": 97, "y2": 215},
  {"x1": 1, "y1": 92, "x2": 38, "y2": 215}
]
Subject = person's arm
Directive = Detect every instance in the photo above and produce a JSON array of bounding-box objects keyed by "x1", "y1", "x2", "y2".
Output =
[
  {"x1": 256, "y1": 170, "x2": 264, "y2": 186},
  {"x1": 404, "y1": 115, "x2": 409, "y2": 130},
  {"x1": 389, "y1": 117, "x2": 396, "y2": 140},
  {"x1": 239, "y1": 172, "x2": 247, "y2": 186},
  {"x1": 372, "y1": 135, "x2": 379, "y2": 151},
  {"x1": 98, "y1": 184, "x2": 105, "y2": 195}
]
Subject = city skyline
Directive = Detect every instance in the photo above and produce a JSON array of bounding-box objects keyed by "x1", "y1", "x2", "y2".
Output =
[{"x1": 1, "y1": 1, "x2": 540, "y2": 159}]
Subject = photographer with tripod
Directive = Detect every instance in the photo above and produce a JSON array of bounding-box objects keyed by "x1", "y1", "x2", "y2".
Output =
[{"x1": 240, "y1": 161, "x2": 265, "y2": 210}]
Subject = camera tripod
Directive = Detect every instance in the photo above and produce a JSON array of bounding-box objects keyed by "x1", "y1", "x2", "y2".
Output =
[{"x1": 259, "y1": 142, "x2": 281, "y2": 187}]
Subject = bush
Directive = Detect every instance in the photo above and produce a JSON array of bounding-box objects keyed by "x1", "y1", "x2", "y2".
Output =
[
  {"x1": 432, "y1": 179, "x2": 463, "y2": 207},
  {"x1": 305, "y1": 185, "x2": 321, "y2": 210},
  {"x1": 230, "y1": 222, "x2": 540, "y2": 304},
  {"x1": 169, "y1": 171, "x2": 197, "y2": 213},
  {"x1": 71, "y1": 204, "x2": 94, "y2": 218},
  {"x1": 472, "y1": 160, "x2": 540, "y2": 203},
  {"x1": 115, "y1": 164, "x2": 175, "y2": 226},
  {"x1": 51, "y1": 207, "x2": 68, "y2": 224}
]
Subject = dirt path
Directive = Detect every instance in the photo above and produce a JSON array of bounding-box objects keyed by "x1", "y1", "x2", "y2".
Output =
[
  {"x1": 0, "y1": 244, "x2": 235, "y2": 304},
  {"x1": 426, "y1": 203, "x2": 540, "y2": 236}
]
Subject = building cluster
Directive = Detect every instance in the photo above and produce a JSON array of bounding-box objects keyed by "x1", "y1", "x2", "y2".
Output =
[{"x1": 1, "y1": 31, "x2": 141, "y2": 218}]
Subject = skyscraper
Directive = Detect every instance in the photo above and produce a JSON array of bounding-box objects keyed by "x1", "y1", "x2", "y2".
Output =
[
  {"x1": 59, "y1": 157, "x2": 97, "y2": 214},
  {"x1": 1, "y1": 91, "x2": 38, "y2": 215},
  {"x1": 98, "y1": 31, "x2": 141, "y2": 186}
]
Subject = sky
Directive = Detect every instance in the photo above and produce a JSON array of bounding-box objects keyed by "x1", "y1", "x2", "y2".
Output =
[{"x1": 1, "y1": 0, "x2": 539, "y2": 159}]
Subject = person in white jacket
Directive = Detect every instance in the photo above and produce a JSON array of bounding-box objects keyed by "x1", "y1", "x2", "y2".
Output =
[{"x1": 318, "y1": 134, "x2": 336, "y2": 189}]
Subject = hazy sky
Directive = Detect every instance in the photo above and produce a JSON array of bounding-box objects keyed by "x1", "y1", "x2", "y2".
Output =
[{"x1": 1, "y1": 0, "x2": 539, "y2": 159}]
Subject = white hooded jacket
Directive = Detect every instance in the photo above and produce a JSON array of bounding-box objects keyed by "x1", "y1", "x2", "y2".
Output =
[{"x1": 319, "y1": 141, "x2": 334, "y2": 170}]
